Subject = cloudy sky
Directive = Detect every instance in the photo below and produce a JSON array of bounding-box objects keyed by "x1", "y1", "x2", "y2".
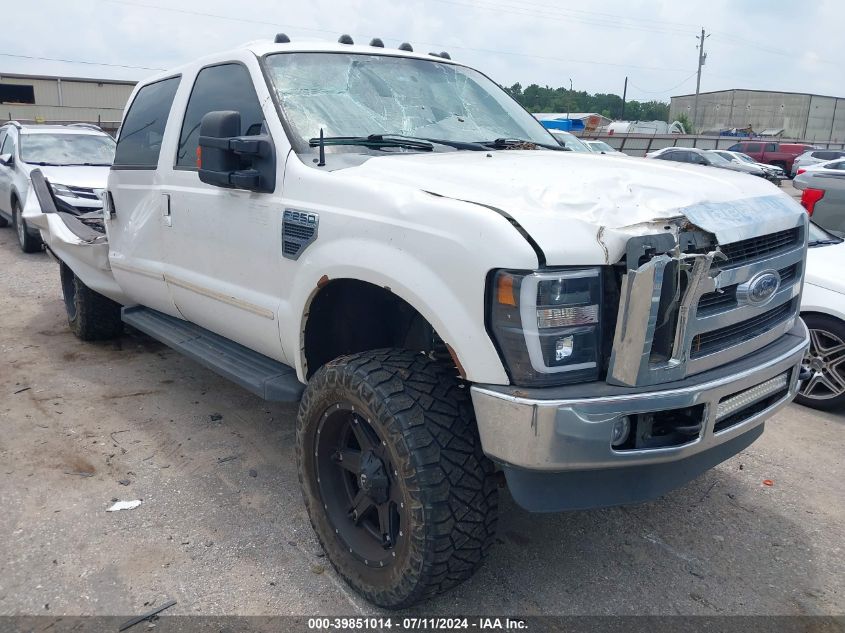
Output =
[{"x1": 3, "y1": 0, "x2": 843, "y2": 101}]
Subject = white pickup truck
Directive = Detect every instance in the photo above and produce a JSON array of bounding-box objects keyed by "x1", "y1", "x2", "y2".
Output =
[{"x1": 29, "y1": 35, "x2": 810, "y2": 608}]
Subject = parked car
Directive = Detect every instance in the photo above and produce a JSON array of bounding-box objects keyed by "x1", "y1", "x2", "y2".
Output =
[
  {"x1": 31, "y1": 35, "x2": 810, "y2": 608},
  {"x1": 725, "y1": 140, "x2": 815, "y2": 175},
  {"x1": 793, "y1": 158, "x2": 845, "y2": 233},
  {"x1": 792, "y1": 149, "x2": 845, "y2": 177},
  {"x1": 797, "y1": 221, "x2": 845, "y2": 409},
  {"x1": 584, "y1": 140, "x2": 626, "y2": 155},
  {"x1": 710, "y1": 150, "x2": 784, "y2": 185},
  {"x1": 647, "y1": 147, "x2": 766, "y2": 178},
  {"x1": 549, "y1": 129, "x2": 592, "y2": 152},
  {"x1": 0, "y1": 122, "x2": 114, "y2": 252}
]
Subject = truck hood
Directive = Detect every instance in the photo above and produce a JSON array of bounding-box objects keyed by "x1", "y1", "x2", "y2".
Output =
[
  {"x1": 23, "y1": 164, "x2": 109, "y2": 190},
  {"x1": 345, "y1": 150, "x2": 805, "y2": 264}
]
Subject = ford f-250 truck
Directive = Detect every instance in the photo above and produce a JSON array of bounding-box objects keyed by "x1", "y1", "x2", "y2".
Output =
[{"x1": 28, "y1": 35, "x2": 810, "y2": 608}]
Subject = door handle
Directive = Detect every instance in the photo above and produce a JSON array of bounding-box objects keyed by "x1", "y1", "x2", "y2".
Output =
[{"x1": 162, "y1": 193, "x2": 172, "y2": 227}]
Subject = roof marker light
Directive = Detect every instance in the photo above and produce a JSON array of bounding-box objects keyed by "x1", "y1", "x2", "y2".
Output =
[
  {"x1": 398, "y1": 42, "x2": 413, "y2": 52},
  {"x1": 338, "y1": 34, "x2": 354, "y2": 45},
  {"x1": 369, "y1": 38, "x2": 384, "y2": 47},
  {"x1": 274, "y1": 33, "x2": 290, "y2": 43}
]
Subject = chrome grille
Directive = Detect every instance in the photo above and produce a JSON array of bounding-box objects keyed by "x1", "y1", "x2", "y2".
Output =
[
  {"x1": 717, "y1": 228, "x2": 801, "y2": 268},
  {"x1": 691, "y1": 300, "x2": 795, "y2": 358},
  {"x1": 697, "y1": 263, "x2": 800, "y2": 315},
  {"x1": 608, "y1": 220, "x2": 807, "y2": 387}
]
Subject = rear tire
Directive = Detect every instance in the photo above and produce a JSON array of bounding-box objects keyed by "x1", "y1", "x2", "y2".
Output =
[
  {"x1": 13, "y1": 198, "x2": 42, "y2": 253},
  {"x1": 795, "y1": 313, "x2": 845, "y2": 410},
  {"x1": 296, "y1": 349, "x2": 498, "y2": 608},
  {"x1": 60, "y1": 263, "x2": 123, "y2": 341}
]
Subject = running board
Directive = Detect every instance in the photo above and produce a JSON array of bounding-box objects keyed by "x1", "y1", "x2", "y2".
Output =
[{"x1": 121, "y1": 306, "x2": 304, "y2": 402}]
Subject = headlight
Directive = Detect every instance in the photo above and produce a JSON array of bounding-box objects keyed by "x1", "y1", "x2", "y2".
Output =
[
  {"x1": 51, "y1": 183, "x2": 78, "y2": 198},
  {"x1": 488, "y1": 268, "x2": 602, "y2": 387}
]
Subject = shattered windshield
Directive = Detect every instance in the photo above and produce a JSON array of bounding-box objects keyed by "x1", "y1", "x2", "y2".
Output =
[{"x1": 263, "y1": 52, "x2": 554, "y2": 150}]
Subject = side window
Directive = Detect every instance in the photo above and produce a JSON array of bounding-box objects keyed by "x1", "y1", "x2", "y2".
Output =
[
  {"x1": 828, "y1": 161, "x2": 845, "y2": 171},
  {"x1": 746, "y1": 143, "x2": 762, "y2": 152},
  {"x1": 175, "y1": 63, "x2": 264, "y2": 169},
  {"x1": 726, "y1": 143, "x2": 741, "y2": 151},
  {"x1": 113, "y1": 76, "x2": 181, "y2": 169},
  {"x1": 765, "y1": 143, "x2": 777, "y2": 152}
]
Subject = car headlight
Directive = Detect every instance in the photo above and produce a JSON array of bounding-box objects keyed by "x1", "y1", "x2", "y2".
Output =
[
  {"x1": 51, "y1": 183, "x2": 78, "y2": 198},
  {"x1": 488, "y1": 268, "x2": 603, "y2": 386}
]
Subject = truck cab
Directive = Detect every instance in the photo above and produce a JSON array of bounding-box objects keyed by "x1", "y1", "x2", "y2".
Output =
[
  {"x1": 30, "y1": 35, "x2": 810, "y2": 608},
  {"x1": 727, "y1": 140, "x2": 815, "y2": 174}
]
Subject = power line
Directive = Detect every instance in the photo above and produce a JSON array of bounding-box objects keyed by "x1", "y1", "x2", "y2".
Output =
[
  {"x1": 100, "y1": 0, "x2": 697, "y2": 74},
  {"x1": 422, "y1": 0, "x2": 699, "y2": 37},
  {"x1": 628, "y1": 71, "x2": 699, "y2": 95},
  {"x1": 0, "y1": 51, "x2": 164, "y2": 71}
]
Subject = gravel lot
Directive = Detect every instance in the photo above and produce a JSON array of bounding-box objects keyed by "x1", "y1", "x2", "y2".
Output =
[{"x1": 0, "y1": 212, "x2": 842, "y2": 618}]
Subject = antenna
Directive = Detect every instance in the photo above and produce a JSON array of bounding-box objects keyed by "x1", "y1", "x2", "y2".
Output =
[{"x1": 317, "y1": 128, "x2": 326, "y2": 167}]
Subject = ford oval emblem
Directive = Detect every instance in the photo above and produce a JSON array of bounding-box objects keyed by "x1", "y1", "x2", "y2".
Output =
[{"x1": 736, "y1": 270, "x2": 781, "y2": 307}]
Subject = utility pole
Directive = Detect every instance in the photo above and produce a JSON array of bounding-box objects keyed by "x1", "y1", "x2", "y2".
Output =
[
  {"x1": 621, "y1": 76, "x2": 628, "y2": 119},
  {"x1": 692, "y1": 28, "x2": 709, "y2": 132},
  {"x1": 567, "y1": 77, "x2": 573, "y2": 120}
]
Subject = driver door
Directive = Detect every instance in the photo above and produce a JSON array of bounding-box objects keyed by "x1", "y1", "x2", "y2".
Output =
[{"x1": 160, "y1": 60, "x2": 289, "y2": 363}]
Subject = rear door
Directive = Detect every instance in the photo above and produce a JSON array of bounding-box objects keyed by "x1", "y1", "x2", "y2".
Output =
[
  {"x1": 744, "y1": 142, "x2": 763, "y2": 162},
  {"x1": 107, "y1": 75, "x2": 182, "y2": 315},
  {"x1": 160, "y1": 58, "x2": 289, "y2": 362}
]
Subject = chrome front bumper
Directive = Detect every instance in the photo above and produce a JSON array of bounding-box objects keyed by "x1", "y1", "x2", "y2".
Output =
[{"x1": 470, "y1": 321, "x2": 808, "y2": 511}]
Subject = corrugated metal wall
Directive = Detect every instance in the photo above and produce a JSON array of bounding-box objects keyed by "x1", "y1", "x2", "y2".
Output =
[
  {"x1": 670, "y1": 89, "x2": 845, "y2": 142},
  {"x1": 0, "y1": 74, "x2": 135, "y2": 127}
]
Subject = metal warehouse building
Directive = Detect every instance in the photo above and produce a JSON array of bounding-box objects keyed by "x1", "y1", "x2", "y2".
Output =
[
  {"x1": 670, "y1": 89, "x2": 845, "y2": 142},
  {"x1": 0, "y1": 73, "x2": 136, "y2": 133}
]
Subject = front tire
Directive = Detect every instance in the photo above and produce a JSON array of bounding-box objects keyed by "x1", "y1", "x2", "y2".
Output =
[
  {"x1": 296, "y1": 349, "x2": 498, "y2": 608},
  {"x1": 60, "y1": 263, "x2": 123, "y2": 341},
  {"x1": 795, "y1": 314, "x2": 845, "y2": 410},
  {"x1": 13, "y1": 198, "x2": 42, "y2": 253}
]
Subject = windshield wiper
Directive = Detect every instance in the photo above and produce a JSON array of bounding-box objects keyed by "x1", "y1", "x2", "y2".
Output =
[
  {"x1": 479, "y1": 138, "x2": 565, "y2": 151},
  {"x1": 308, "y1": 135, "x2": 434, "y2": 151}
]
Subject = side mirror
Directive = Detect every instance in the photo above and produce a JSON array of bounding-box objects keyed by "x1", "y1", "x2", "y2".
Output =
[
  {"x1": 197, "y1": 110, "x2": 275, "y2": 193},
  {"x1": 0, "y1": 153, "x2": 12, "y2": 166}
]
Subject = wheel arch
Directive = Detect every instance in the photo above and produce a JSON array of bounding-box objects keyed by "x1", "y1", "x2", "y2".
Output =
[{"x1": 300, "y1": 277, "x2": 462, "y2": 381}]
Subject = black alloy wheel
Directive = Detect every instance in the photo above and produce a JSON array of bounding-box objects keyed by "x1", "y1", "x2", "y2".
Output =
[{"x1": 315, "y1": 403, "x2": 405, "y2": 568}]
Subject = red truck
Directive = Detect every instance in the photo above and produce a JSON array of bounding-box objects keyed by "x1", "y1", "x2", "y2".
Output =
[{"x1": 726, "y1": 140, "x2": 816, "y2": 175}]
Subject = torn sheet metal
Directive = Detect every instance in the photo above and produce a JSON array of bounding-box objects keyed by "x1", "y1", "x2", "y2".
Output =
[{"x1": 341, "y1": 150, "x2": 807, "y2": 265}]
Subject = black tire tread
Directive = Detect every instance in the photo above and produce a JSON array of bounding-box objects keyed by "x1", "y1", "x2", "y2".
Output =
[
  {"x1": 297, "y1": 349, "x2": 498, "y2": 608},
  {"x1": 60, "y1": 263, "x2": 123, "y2": 341}
]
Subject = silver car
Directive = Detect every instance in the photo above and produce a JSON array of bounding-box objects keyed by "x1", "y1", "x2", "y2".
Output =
[
  {"x1": 794, "y1": 158, "x2": 845, "y2": 233},
  {"x1": 647, "y1": 147, "x2": 766, "y2": 178},
  {"x1": 711, "y1": 150, "x2": 784, "y2": 184},
  {"x1": 792, "y1": 149, "x2": 845, "y2": 177}
]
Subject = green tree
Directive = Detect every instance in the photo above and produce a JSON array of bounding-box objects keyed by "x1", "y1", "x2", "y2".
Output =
[{"x1": 675, "y1": 112, "x2": 694, "y2": 134}]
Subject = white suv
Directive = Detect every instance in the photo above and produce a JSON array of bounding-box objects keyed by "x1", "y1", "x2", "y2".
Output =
[{"x1": 0, "y1": 122, "x2": 115, "y2": 252}]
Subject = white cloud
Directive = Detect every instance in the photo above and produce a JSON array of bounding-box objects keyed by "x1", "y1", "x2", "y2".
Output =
[{"x1": 2, "y1": 0, "x2": 843, "y2": 99}]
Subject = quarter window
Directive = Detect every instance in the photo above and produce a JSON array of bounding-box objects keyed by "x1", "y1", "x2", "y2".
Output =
[
  {"x1": 1, "y1": 131, "x2": 16, "y2": 155},
  {"x1": 175, "y1": 63, "x2": 265, "y2": 169},
  {"x1": 113, "y1": 76, "x2": 180, "y2": 169}
]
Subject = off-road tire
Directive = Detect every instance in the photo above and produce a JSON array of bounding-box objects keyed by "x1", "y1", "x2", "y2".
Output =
[
  {"x1": 60, "y1": 262, "x2": 123, "y2": 341},
  {"x1": 13, "y1": 199, "x2": 42, "y2": 253},
  {"x1": 795, "y1": 313, "x2": 845, "y2": 410},
  {"x1": 296, "y1": 349, "x2": 498, "y2": 608}
]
